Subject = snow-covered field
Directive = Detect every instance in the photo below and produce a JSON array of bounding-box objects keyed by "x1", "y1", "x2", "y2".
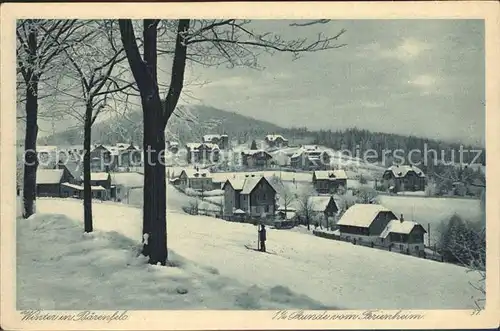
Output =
[
  {"x1": 21, "y1": 197, "x2": 483, "y2": 309},
  {"x1": 378, "y1": 195, "x2": 483, "y2": 245},
  {"x1": 18, "y1": 213, "x2": 325, "y2": 310}
]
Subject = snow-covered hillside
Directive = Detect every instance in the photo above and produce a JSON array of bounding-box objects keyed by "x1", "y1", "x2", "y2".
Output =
[
  {"x1": 25, "y1": 198, "x2": 482, "y2": 309},
  {"x1": 17, "y1": 213, "x2": 325, "y2": 310}
]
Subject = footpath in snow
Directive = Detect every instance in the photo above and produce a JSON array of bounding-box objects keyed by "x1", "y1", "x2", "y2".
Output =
[{"x1": 31, "y1": 196, "x2": 483, "y2": 310}]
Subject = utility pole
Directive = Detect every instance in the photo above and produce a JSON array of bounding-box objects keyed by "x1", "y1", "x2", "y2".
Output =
[{"x1": 427, "y1": 223, "x2": 431, "y2": 248}]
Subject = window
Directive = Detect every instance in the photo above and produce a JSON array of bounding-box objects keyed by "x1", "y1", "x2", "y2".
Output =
[
  {"x1": 263, "y1": 193, "x2": 266, "y2": 200},
  {"x1": 265, "y1": 205, "x2": 269, "y2": 212}
]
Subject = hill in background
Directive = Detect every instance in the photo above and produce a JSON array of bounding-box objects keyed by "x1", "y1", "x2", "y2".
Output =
[{"x1": 37, "y1": 104, "x2": 312, "y2": 147}]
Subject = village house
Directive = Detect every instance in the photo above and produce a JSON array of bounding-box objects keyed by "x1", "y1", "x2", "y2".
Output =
[
  {"x1": 223, "y1": 175, "x2": 277, "y2": 219},
  {"x1": 110, "y1": 172, "x2": 144, "y2": 202},
  {"x1": 291, "y1": 149, "x2": 331, "y2": 171},
  {"x1": 185, "y1": 143, "x2": 220, "y2": 164},
  {"x1": 240, "y1": 150, "x2": 273, "y2": 169},
  {"x1": 308, "y1": 195, "x2": 339, "y2": 221},
  {"x1": 265, "y1": 134, "x2": 289, "y2": 148},
  {"x1": 203, "y1": 134, "x2": 229, "y2": 150},
  {"x1": 71, "y1": 172, "x2": 112, "y2": 200},
  {"x1": 379, "y1": 216, "x2": 427, "y2": 253},
  {"x1": 312, "y1": 170, "x2": 348, "y2": 194},
  {"x1": 36, "y1": 168, "x2": 75, "y2": 197},
  {"x1": 337, "y1": 204, "x2": 398, "y2": 244},
  {"x1": 382, "y1": 164, "x2": 426, "y2": 193},
  {"x1": 115, "y1": 143, "x2": 141, "y2": 168},
  {"x1": 89, "y1": 144, "x2": 116, "y2": 172},
  {"x1": 178, "y1": 168, "x2": 213, "y2": 192}
]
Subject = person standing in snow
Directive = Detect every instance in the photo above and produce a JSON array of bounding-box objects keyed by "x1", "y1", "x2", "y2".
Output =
[{"x1": 259, "y1": 224, "x2": 267, "y2": 252}]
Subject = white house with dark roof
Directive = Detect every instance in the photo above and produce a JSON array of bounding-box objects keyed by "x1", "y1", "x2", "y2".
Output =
[
  {"x1": 36, "y1": 168, "x2": 74, "y2": 197},
  {"x1": 337, "y1": 204, "x2": 398, "y2": 244},
  {"x1": 223, "y1": 175, "x2": 277, "y2": 219},
  {"x1": 291, "y1": 149, "x2": 330, "y2": 171},
  {"x1": 203, "y1": 134, "x2": 229, "y2": 149},
  {"x1": 240, "y1": 149, "x2": 273, "y2": 168},
  {"x1": 312, "y1": 170, "x2": 347, "y2": 194},
  {"x1": 307, "y1": 196, "x2": 339, "y2": 221},
  {"x1": 185, "y1": 143, "x2": 220, "y2": 164},
  {"x1": 379, "y1": 218, "x2": 427, "y2": 253},
  {"x1": 264, "y1": 134, "x2": 289, "y2": 148},
  {"x1": 382, "y1": 164, "x2": 426, "y2": 193},
  {"x1": 178, "y1": 168, "x2": 213, "y2": 191}
]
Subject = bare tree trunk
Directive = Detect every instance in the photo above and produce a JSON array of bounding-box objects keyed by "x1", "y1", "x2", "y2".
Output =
[
  {"x1": 22, "y1": 75, "x2": 39, "y2": 218},
  {"x1": 119, "y1": 19, "x2": 189, "y2": 265},
  {"x1": 83, "y1": 103, "x2": 93, "y2": 233}
]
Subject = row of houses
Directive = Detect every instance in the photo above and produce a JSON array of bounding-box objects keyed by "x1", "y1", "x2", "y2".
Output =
[
  {"x1": 38, "y1": 143, "x2": 142, "y2": 173},
  {"x1": 35, "y1": 159, "x2": 143, "y2": 202},
  {"x1": 336, "y1": 204, "x2": 427, "y2": 252}
]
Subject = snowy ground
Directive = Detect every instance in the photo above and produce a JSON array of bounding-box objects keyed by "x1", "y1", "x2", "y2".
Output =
[
  {"x1": 18, "y1": 213, "x2": 325, "y2": 310},
  {"x1": 23, "y1": 197, "x2": 483, "y2": 310}
]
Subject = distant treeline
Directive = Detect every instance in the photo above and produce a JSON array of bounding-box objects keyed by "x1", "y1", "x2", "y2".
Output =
[{"x1": 300, "y1": 127, "x2": 486, "y2": 166}]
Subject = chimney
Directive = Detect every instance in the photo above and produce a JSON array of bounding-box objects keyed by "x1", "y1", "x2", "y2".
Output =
[{"x1": 400, "y1": 214, "x2": 404, "y2": 223}]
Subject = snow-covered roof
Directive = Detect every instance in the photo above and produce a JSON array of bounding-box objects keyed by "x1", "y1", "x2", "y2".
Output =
[
  {"x1": 185, "y1": 143, "x2": 220, "y2": 151},
  {"x1": 181, "y1": 168, "x2": 212, "y2": 179},
  {"x1": 314, "y1": 170, "x2": 347, "y2": 180},
  {"x1": 57, "y1": 160, "x2": 82, "y2": 179},
  {"x1": 379, "y1": 219, "x2": 426, "y2": 238},
  {"x1": 240, "y1": 176, "x2": 263, "y2": 195},
  {"x1": 115, "y1": 143, "x2": 129, "y2": 150},
  {"x1": 204, "y1": 143, "x2": 220, "y2": 150},
  {"x1": 61, "y1": 182, "x2": 82, "y2": 190},
  {"x1": 303, "y1": 145, "x2": 318, "y2": 151},
  {"x1": 186, "y1": 143, "x2": 201, "y2": 149},
  {"x1": 386, "y1": 165, "x2": 425, "y2": 178},
  {"x1": 240, "y1": 176, "x2": 275, "y2": 195},
  {"x1": 37, "y1": 169, "x2": 64, "y2": 184},
  {"x1": 110, "y1": 172, "x2": 144, "y2": 187},
  {"x1": 80, "y1": 172, "x2": 110, "y2": 181},
  {"x1": 61, "y1": 182, "x2": 104, "y2": 191},
  {"x1": 225, "y1": 178, "x2": 246, "y2": 191},
  {"x1": 241, "y1": 149, "x2": 272, "y2": 157},
  {"x1": 265, "y1": 134, "x2": 288, "y2": 142},
  {"x1": 308, "y1": 196, "x2": 334, "y2": 212},
  {"x1": 337, "y1": 204, "x2": 392, "y2": 228},
  {"x1": 203, "y1": 134, "x2": 226, "y2": 142},
  {"x1": 277, "y1": 206, "x2": 297, "y2": 212}
]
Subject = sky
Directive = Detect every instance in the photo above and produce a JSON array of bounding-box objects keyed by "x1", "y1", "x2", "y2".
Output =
[
  {"x1": 171, "y1": 19, "x2": 485, "y2": 146},
  {"x1": 31, "y1": 19, "x2": 485, "y2": 147}
]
